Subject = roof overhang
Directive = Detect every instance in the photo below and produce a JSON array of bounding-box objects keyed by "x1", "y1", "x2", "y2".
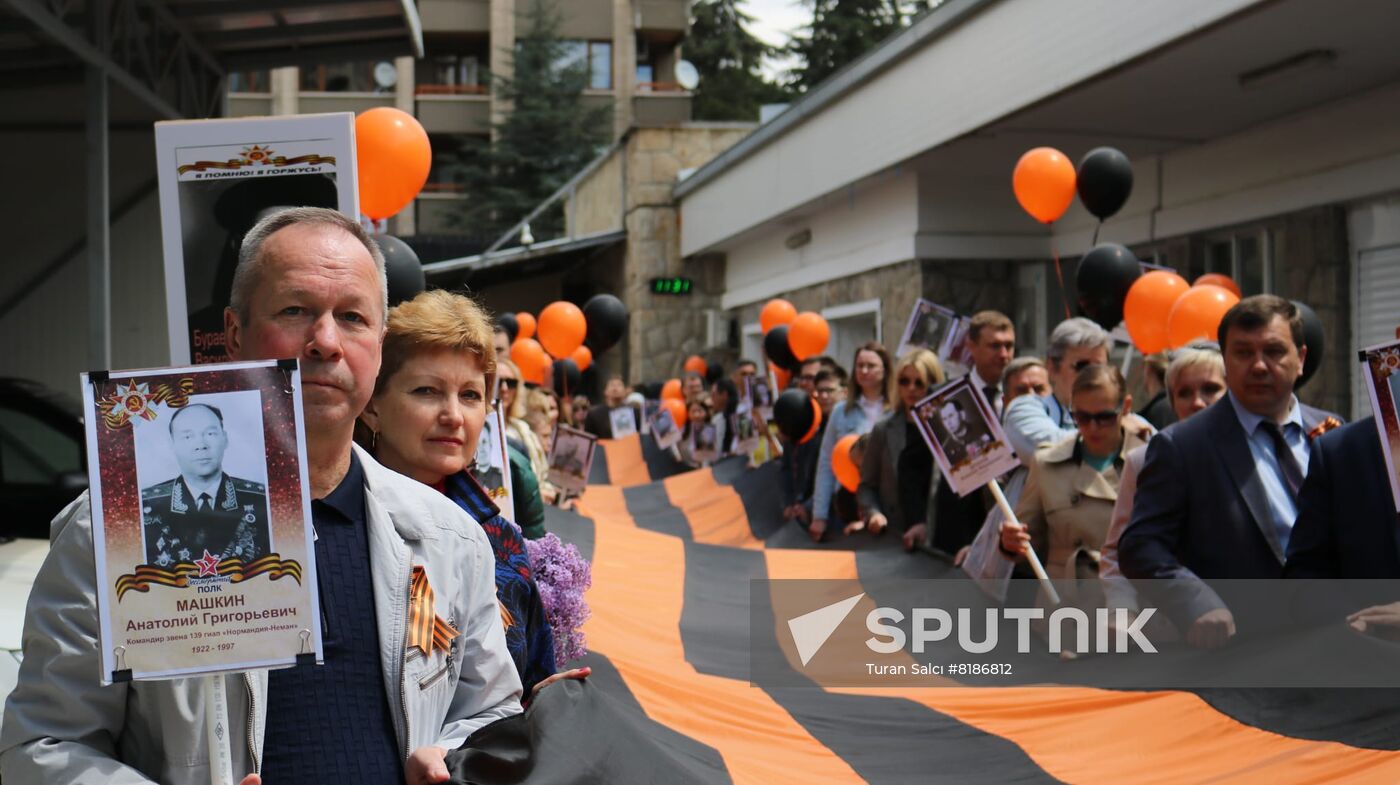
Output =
[
  {"x1": 423, "y1": 229, "x2": 628, "y2": 286},
  {"x1": 0, "y1": 0, "x2": 424, "y2": 123}
]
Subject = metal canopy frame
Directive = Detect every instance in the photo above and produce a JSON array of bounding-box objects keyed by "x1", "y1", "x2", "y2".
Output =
[{"x1": 0, "y1": 0, "x2": 423, "y2": 370}]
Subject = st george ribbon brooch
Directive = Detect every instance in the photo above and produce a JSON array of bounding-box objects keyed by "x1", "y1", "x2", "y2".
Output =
[{"x1": 408, "y1": 565, "x2": 460, "y2": 656}]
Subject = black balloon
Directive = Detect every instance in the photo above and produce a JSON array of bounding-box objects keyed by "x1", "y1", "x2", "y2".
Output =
[
  {"x1": 1292, "y1": 300, "x2": 1325, "y2": 389},
  {"x1": 583, "y1": 294, "x2": 628, "y2": 354},
  {"x1": 552, "y1": 358, "x2": 581, "y2": 396},
  {"x1": 764, "y1": 325, "x2": 801, "y2": 372},
  {"x1": 1076, "y1": 243, "x2": 1142, "y2": 329},
  {"x1": 1077, "y1": 147, "x2": 1134, "y2": 221},
  {"x1": 497, "y1": 312, "x2": 520, "y2": 343},
  {"x1": 704, "y1": 362, "x2": 724, "y2": 385},
  {"x1": 772, "y1": 389, "x2": 816, "y2": 442},
  {"x1": 374, "y1": 234, "x2": 425, "y2": 308}
]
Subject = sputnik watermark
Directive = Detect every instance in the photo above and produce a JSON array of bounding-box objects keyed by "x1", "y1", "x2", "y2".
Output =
[
  {"x1": 865, "y1": 606, "x2": 1157, "y2": 655},
  {"x1": 788, "y1": 593, "x2": 1157, "y2": 667}
]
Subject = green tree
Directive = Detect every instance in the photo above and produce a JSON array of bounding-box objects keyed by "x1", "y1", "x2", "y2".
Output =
[
  {"x1": 786, "y1": 0, "x2": 932, "y2": 92},
  {"x1": 459, "y1": 0, "x2": 610, "y2": 241},
  {"x1": 687, "y1": 0, "x2": 789, "y2": 122}
]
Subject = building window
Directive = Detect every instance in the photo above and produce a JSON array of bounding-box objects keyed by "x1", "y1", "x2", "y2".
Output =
[
  {"x1": 556, "y1": 41, "x2": 612, "y2": 89},
  {"x1": 301, "y1": 62, "x2": 396, "y2": 93},
  {"x1": 418, "y1": 50, "x2": 489, "y2": 94},
  {"x1": 423, "y1": 133, "x2": 480, "y2": 195},
  {"x1": 1137, "y1": 225, "x2": 1275, "y2": 296},
  {"x1": 228, "y1": 70, "x2": 269, "y2": 93}
]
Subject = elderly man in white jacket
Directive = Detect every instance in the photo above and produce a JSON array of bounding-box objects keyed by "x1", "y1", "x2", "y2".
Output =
[{"x1": 0, "y1": 207, "x2": 522, "y2": 784}]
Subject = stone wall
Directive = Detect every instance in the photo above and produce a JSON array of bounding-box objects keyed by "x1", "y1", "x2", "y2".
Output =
[{"x1": 619, "y1": 125, "x2": 753, "y2": 382}]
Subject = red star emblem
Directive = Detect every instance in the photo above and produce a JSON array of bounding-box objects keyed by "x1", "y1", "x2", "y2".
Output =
[{"x1": 194, "y1": 550, "x2": 221, "y2": 578}]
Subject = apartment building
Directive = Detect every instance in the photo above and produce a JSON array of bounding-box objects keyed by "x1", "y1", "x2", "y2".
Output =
[{"x1": 226, "y1": 0, "x2": 692, "y2": 241}]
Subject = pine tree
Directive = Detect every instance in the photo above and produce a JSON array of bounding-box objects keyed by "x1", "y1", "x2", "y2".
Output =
[
  {"x1": 687, "y1": 0, "x2": 789, "y2": 122},
  {"x1": 786, "y1": 0, "x2": 933, "y2": 92},
  {"x1": 459, "y1": 0, "x2": 610, "y2": 241}
]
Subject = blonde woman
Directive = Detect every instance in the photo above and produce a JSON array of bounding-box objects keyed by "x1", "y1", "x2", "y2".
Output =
[
  {"x1": 356, "y1": 290, "x2": 586, "y2": 700},
  {"x1": 856, "y1": 349, "x2": 946, "y2": 551},
  {"x1": 498, "y1": 358, "x2": 550, "y2": 487}
]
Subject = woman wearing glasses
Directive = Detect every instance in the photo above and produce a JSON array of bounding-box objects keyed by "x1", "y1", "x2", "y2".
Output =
[
  {"x1": 855, "y1": 349, "x2": 946, "y2": 551},
  {"x1": 497, "y1": 359, "x2": 559, "y2": 505},
  {"x1": 999, "y1": 365, "x2": 1153, "y2": 583}
]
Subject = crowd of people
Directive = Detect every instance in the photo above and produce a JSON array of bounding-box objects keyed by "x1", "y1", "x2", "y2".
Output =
[{"x1": 5, "y1": 205, "x2": 1398, "y2": 784}]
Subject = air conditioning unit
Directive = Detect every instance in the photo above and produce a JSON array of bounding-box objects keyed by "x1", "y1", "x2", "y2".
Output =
[{"x1": 703, "y1": 309, "x2": 728, "y2": 349}]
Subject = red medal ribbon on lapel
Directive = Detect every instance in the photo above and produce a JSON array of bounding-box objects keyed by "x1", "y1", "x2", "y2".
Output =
[{"x1": 408, "y1": 565, "x2": 460, "y2": 656}]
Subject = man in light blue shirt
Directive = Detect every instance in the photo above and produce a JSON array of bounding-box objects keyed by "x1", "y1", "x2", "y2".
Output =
[
  {"x1": 1226, "y1": 391, "x2": 1310, "y2": 555},
  {"x1": 1119, "y1": 295, "x2": 1343, "y2": 648}
]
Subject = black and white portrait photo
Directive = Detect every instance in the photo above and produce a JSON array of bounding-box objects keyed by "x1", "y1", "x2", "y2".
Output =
[
  {"x1": 898, "y1": 299, "x2": 958, "y2": 358},
  {"x1": 548, "y1": 425, "x2": 597, "y2": 496},
  {"x1": 134, "y1": 393, "x2": 270, "y2": 569},
  {"x1": 912, "y1": 377, "x2": 1021, "y2": 497}
]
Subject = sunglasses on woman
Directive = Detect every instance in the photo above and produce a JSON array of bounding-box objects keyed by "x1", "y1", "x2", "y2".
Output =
[
  {"x1": 897, "y1": 377, "x2": 926, "y2": 388},
  {"x1": 499, "y1": 378, "x2": 519, "y2": 390},
  {"x1": 1071, "y1": 409, "x2": 1120, "y2": 427}
]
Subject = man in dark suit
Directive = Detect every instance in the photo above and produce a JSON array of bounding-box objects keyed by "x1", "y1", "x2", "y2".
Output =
[
  {"x1": 1118, "y1": 295, "x2": 1343, "y2": 648},
  {"x1": 142, "y1": 403, "x2": 270, "y2": 568},
  {"x1": 1285, "y1": 417, "x2": 1398, "y2": 578}
]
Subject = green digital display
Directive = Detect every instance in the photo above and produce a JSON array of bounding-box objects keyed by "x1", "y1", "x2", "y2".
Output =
[{"x1": 650, "y1": 277, "x2": 694, "y2": 295}]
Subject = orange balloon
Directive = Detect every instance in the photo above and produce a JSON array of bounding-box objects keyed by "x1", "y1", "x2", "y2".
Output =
[
  {"x1": 771, "y1": 364, "x2": 791, "y2": 391},
  {"x1": 516, "y1": 312, "x2": 536, "y2": 341},
  {"x1": 760, "y1": 299, "x2": 797, "y2": 334},
  {"x1": 1124, "y1": 271, "x2": 1190, "y2": 354},
  {"x1": 510, "y1": 338, "x2": 547, "y2": 385},
  {"x1": 788, "y1": 312, "x2": 830, "y2": 361},
  {"x1": 356, "y1": 108, "x2": 432, "y2": 220},
  {"x1": 832, "y1": 433, "x2": 861, "y2": 492},
  {"x1": 661, "y1": 379, "x2": 684, "y2": 401},
  {"x1": 684, "y1": 355, "x2": 707, "y2": 376},
  {"x1": 537, "y1": 301, "x2": 587, "y2": 359},
  {"x1": 1193, "y1": 273, "x2": 1241, "y2": 298},
  {"x1": 661, "y1": 397, "x2": 687, "y2": 429},
  {"x1": 800, "y1": 396, "x2": 823, "y2": 445},
  {"x1": 570, "y1": 345, "x2": 592, "y2": 372},
  {"x1": 1012, "y1": 147, "x2": 1077, "y2": 224},
  {"x1": 1167, "y1": 285, "x2": 1240, "y2": 349}
]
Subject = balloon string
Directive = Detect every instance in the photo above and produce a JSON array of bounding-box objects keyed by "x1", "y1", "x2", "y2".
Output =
[
  {"x1": 1092, "y1": 221, "x2": 1101, "y2": 247},
  {"x1": 1050, "y1": 238, "x2": 1072, "y2": 321}
]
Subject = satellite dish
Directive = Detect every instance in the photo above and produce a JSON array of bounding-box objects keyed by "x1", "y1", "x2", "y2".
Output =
[
  {"x1": 373, "y1": 62, "x2": 398, "y2": 89},
  {"x1": 675, "y1": 60, "x2": 699, "y2": 91}
]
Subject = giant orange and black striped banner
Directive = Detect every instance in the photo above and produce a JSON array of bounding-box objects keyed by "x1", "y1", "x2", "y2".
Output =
[{"x1": 525, "y1": 435, "x2": 1400, "y2": 784}]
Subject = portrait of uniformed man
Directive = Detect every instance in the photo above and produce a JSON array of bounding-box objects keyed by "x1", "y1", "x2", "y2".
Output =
[
  {"x1": 929, "y1": 395, "x2": 991, "y2": 468},
  {"x1": 142, "y1": 403, "x2": 271, "y2": 568}
]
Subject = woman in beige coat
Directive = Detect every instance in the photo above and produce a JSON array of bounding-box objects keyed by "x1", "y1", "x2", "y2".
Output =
[{"x1": 1000, "y1": 364, "x2": 1153, "y2": 582}]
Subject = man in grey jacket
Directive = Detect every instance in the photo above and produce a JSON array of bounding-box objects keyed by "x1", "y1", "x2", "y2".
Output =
[{"x1": 0, "y1": 207, "x2": 522, "y2": 784}]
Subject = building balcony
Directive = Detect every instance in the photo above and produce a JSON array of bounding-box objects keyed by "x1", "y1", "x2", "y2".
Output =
[
  {"x1": 298, "y1": 91, "x2": 396, "y2": 115},
  {"x1": 228, "y1": 92, "x2": 272, "y2": 118},
  {"x1": 637, "y1": 0, "x2": 689, "y2": 35},
  {"x1": 419, "y1": 0, "x2": 491, "y2": 33},
  {"x1": 416, "y1": 88, "x2": 492, "y2": 135},
  {"x1": 633, "y1": 89, "x2": 692, "y2": 127}
]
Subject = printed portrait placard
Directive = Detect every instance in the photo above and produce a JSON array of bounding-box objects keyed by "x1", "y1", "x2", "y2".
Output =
[
  {"x1": 650, "y1": 407, "x2": 682, "y2": 450},
  {"x1": 609, "y1": 406, "x2": 638, "y2": 439},
  {"x1": 912, "y1": 377, "x2": 1021, "y2": 497},
  {"x1": 1360, "y1": 340, "x2": 1400, "y2": 512},
  {"x1": 81, "y1": 360, "x2": 321, "y2": 683},
  {"x1": 472, "y1": 402, "x2": 515, "y2": 522},
  {"x1": 897, "y1": 299, "x2": 973, "y2": 375},
  {"x1": 548, "y1": 425, "x2": 597, "y2": 497},
  {"x1": 155, "y1": 114, "x2": 357, "y2": 366}
]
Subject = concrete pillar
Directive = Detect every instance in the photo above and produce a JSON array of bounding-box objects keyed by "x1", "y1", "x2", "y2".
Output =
[
  {"x1": 394, "y1": 56, "x2": 417, "y2": 236},
  {"x1": 490, "y1": 0, "x2": 516, "y2": 135},
  {"x1": 271, "y1": 67, "x2": 299, "y2": 115},
  {"x1": 612, "y1": 0, "x2": 635, "y2": 139}
]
